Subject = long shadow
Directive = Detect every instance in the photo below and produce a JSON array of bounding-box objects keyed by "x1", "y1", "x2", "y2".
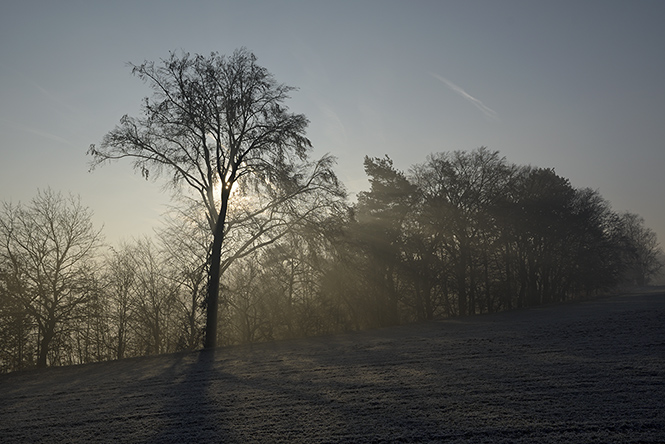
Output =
[
  {"x1": 187, "y1": 333, "x2": 454, "y2": 442},
  {"x1": 151, "y1": 348, "x2": 237, "y2": 443}
]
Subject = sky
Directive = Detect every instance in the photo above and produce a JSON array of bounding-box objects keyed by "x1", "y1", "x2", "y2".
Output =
[{"x1": 1, "y1": 0, "x2": 664, "y2": 246}]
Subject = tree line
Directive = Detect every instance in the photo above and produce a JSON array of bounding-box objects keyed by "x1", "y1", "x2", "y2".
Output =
[
  {"x1": 348, "y1": 150, "x2": 661, "y2": 323},
  {"x1": 1, "y1": 149, "x2": 660, "y2": 372},
  {"x1": 1, "y1": 49, "x2": 661, "y2": 372}
]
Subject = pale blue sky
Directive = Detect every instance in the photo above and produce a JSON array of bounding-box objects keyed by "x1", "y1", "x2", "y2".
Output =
[{"x1": 1, "y1": 0, "x2": 664, "y2": 245}]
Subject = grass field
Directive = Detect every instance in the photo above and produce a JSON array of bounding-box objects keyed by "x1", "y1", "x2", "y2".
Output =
[{"x1": 1, "y1": 291, "x2": 664, "y2": 443}]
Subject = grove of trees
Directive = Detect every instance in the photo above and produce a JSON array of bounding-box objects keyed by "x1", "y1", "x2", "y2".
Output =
[{"x1": 1, "y1": 49, "x2": 662, "y2": 372}]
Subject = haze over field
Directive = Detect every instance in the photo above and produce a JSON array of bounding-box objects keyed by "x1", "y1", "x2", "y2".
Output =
[{"x1": 1, "y1": 1, "x2": 664, "y2": 245}]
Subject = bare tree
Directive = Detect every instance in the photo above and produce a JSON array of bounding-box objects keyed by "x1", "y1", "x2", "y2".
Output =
[
  {"x1": 0, "y1": 258, "x2": 33, "y2": 371},
  {"x1": 89, "y1": 48, "x2": 342, "y2": 348},
  {"x1": 157, "y1": 205, "x2": 209, "y2": 350},
  {"x1": 412, "y1": 148, "x2": 514, "y2": 315},
  {"x1": 0, "y1": 189, "x2": 103, "y2": 368},
  {"x1": 127, "y1": 238, "x2": 180, "y2": 355},
  {"x1": 103, "y1": 244, "x2": 138, "y2": 360},
  {"x1": 619, "y1": 212, "x2": 663, "y2": 286}
]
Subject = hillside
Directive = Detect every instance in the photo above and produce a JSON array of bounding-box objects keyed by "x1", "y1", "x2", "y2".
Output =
[{"x1": 1, "y1": 291, "x2": 664, "y2": 443}]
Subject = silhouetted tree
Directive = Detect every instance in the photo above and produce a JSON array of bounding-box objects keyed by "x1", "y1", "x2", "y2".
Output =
[
  {"x1": 0, "y1": 189, "x2": 103, "y2": 368},
  {"x1": 510, "y1": 167, "x2": 577, "y2": 305},
  {"x1": 0, "y1": 260, "x2": 33, "y2": 371},
  {"x1": 157, "y1": 205, "x2": 210, "y2": 350},
  {"x1": 354, "y1": 155, "x2": 418, "y2": 326},
  {"x1": 619, "y1": 212, "x2": 663, "y2": 286},
  {"x1": 89, "y1": 48, "x2": 342, "y2": 348},
  {"x1": 125, "y1": 238, "x2": 180, "y2": 355},
  {"x1": 565, "y1": 188, "x2": 623, "y2": 296},
  {"x1": 69, "y1": 275, "x2": 110, "y2": 365},
  {"x1": 412, "y1": 148, "x2": 514, "y2": 315},
  {"x1": 102, "y1": 244, "x2": 139, "y2": 360},
  {"x1": 350, "y1": 148, "x2": 655, "y2": 322}
]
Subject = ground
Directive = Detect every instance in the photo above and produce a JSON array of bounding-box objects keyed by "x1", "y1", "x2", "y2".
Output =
[{"x1": 1, "y1": 291, "x2": 664, "y2": 443}]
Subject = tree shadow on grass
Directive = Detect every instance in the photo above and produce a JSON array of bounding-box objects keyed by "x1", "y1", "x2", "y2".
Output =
[{"x1": 151, "y1": 348, "x2": 238, "y2": 443}]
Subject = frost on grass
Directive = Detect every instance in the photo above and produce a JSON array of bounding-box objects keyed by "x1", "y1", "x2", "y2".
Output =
[{"x1": 1, "y1": 291, "x2": 664, "y2": 443}]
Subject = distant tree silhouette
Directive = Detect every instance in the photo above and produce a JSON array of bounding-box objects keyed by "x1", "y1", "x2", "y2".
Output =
[
  {"x1": 354, "y1": 155, "x2": 418, "y2": 326},
  {"x1": 505, "y1": 167, "x2": 578, "y2": 306},
  {"x1": 0, "y1": 189, "x2": 103, "y2": 368},
  {"x1": 121, "y1": 238, "x2": 179, "y2": 355},
  {"x1": 102, "y1": 244, "x2": 137, "y2": 360},
  {"x1": 99, "y1": 237, "x2": 204, "y2": 358},
  {"x1": 345, "y1": 148, "x2": 655, "y2": 322},
  {"x1": 89, "y1": 48, "x2": 343, "y2": 348},
  {"x1": 412, "y1": 148, "x2": 514, "y2": 315},
  {"x1": 157, "y1": 205, "x2": 210, "y2": 351},
  {"x1": 619, "y1": 212, "x2": 663, "y2": 286},
  {"x1": 0, "y1": 261, "x2": 33, "y2": 371}
]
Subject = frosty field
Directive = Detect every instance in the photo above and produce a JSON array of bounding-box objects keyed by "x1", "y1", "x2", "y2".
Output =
[{"x1": 1, "y1": 291, "x2": 664, "y2": 443}]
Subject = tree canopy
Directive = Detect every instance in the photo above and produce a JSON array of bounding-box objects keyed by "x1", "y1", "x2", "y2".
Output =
[{"x1": 88, "y1": 48, "x2": 343, "y2": 348}]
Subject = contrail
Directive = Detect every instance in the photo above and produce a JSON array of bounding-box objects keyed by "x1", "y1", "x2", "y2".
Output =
[
  {"x1": 0, "y1": 117, "x2": 74, "y2": 146},
  {"x1": 34, "y1": 83, "x2": 80, "y2": 116},
  {"x1": 429, "y1": 72, "x2": 498, "y2": 121}
]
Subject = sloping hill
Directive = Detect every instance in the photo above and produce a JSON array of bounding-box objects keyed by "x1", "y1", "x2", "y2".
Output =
[{"x1": 1, "y1": 292, "x2": 664, "y2": 443}]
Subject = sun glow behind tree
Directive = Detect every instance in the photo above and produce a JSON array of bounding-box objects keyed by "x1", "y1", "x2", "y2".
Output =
[{"x1": 88, "y1": 48, "x2": 345, "y2": 348}]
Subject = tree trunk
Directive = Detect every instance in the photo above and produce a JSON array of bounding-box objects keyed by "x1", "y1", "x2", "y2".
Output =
[
  {"x1": 37, "y1": 322, "x2": 55, "y2": 368},
  {"x1": 204, "y1": 188, "x2": 230, "y2": 349},
  {"x1": 188, "y1": 289, "x2": 198, "y2": 349},
  {"x1": 117, "y1": 327, "x2": 125, "y2": 360},
  {"x1": 503, "y1": 241, "x2": 513, "y2": 310},
  {"x1": 483, "y1": 251, "x2": 492, "y2": 314},
  {"x1": 204, "y1": 224, "x2": 223, "y2": 349},
  {"x1": 457, "y1": 247, "x2": 468, "y2": 317}
]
